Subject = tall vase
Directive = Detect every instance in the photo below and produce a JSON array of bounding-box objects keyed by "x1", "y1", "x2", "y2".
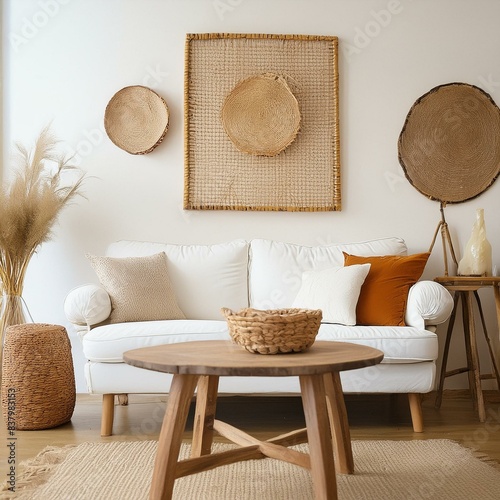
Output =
[
  {"x1": 0, "y1": 293, "x2": 33, "y2": 370},
  {"x1": 457, "y1": 208, "x2": 492, "y2": 276}
]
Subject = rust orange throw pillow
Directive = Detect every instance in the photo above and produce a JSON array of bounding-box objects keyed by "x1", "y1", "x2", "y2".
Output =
[{"x1": 343, "y1": 252, "x2": 430, "y2": 326}]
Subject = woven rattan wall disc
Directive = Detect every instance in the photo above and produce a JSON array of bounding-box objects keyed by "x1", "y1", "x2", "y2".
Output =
[
  {"x1": 398, "y1": 82, "x2": 500, "y2": 203},
  {"x1": 221, "y1": 73, "x2": 301, "y2": 157},
  {"x1": 104, "y1": 85, "x2": 169, "y2": 155}
]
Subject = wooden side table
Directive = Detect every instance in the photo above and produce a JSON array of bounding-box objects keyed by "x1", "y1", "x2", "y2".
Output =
[
  {"x1": 124, "y1": 340, "x2": 384, "y2": 500},
  {"x1": 434, "y1": 276, "x2": 500, "y2": 421},
  {"x1": 1, "y1": 323, "x2": 76, "y2": 430}
]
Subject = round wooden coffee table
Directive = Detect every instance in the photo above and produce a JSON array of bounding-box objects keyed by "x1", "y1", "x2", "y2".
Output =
[{"x1": 124, "y1": 340, "x2": 384, "y2": 500}]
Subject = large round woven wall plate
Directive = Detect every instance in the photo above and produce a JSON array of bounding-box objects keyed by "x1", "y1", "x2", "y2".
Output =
[
  {"x1": 104, "y1": 85, "x2": 169, "y2": 155},
  {"x1": 221, "y1": 73, "x2": 301, "y2": 157},
  {"x1": 398, "y1": 82, "x2": 500, "y2": 204}
]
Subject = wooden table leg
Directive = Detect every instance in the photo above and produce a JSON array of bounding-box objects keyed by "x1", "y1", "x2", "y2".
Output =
[
  {"x1": 150, "y1": 374, "x2": 199, "y2": 500},
  {"x1": 323, "y1": 372, "x2": 353, "y2": 474},
  {"x1": 300, "y1": 373, "x2": 338, "y2": 500},
  {"x1": 494, "y1": 284, "x2": 500, "y2": 331},
  {"x1": 435, "y1": 292, "x2": 460, "y2": 409},
  {"x1": 462, "y1": 292, "x2": 478, "y2": 409},
  {"x1": 474, "y1": 291, "x2": 500, "y2": 390},
  {"x1": 191, "y1": 375, "x2": 219, "y2": 457},
  {"x1": 493, "y1": 284, "x2": 500, "y2": 389},
  {"x1": 464, "y1": 291, "x2": 486, "y2": 422}
]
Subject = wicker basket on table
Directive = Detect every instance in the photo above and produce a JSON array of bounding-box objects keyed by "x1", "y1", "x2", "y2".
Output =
[{"x1": 221, "y1": 307, "x2": 322, "y2": 354}]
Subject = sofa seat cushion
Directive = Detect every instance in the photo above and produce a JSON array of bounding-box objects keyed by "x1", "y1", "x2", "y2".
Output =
[
  {"x1": 83, "y1": 320, "x2": 437, "y2": 364},
  {"x1": 83, "y1": 320, "x2": 231, "y2": 362},
  {"x1": 317, "y1": 324, "x2": 437, "y2": 363}
]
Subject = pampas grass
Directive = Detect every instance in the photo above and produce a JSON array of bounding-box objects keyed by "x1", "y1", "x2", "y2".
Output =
[{"x1": 0, "y1": 126, "x2": 85, "y2": 355}]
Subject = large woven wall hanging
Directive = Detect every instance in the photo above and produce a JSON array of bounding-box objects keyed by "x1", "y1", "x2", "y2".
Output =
[
  {"x1": 184, "y1": 33, "x2": 340, "y2": 211},
  {"x1": 398, "y1": 82, "x2": 500, "y2": 204},
  {"x1": 104, "y1": 85, "x2": 169, "y2": 155}
]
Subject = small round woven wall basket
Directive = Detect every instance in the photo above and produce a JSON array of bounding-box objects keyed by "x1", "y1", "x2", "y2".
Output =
[
  {"x1": 221, "y1": 73, "x2": 301, "y2": 157},
  {"x1": 221, "y1": 307, "x2": 322, "y2": 355},
  {"x1": 104, "y1": 85, "x2": 169, "y2": 155},
  {"x1": 398, "y1": 82, "x2": 500, "y2": 204}
]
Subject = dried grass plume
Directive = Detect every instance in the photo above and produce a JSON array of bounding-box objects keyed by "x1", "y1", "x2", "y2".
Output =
[{"x1": 0, "y1": 127, "x2": 86, "y2": 339}]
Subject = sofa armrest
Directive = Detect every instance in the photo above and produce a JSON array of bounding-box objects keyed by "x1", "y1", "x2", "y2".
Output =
[
  {"x1": 64, "y1": 284, "x2": 112, "y2": 329},
  {"x1": 405, "y1": 280, "x2": 454, "y2": 329}
]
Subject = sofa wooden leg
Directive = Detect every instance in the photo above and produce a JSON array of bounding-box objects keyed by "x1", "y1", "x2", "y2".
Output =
[
  {"x1": 101, "y1": 394, "x2": 115, "y2": 436},
  {"x1": 408, "y1": 393, "x2": 424, "y2": 432}
]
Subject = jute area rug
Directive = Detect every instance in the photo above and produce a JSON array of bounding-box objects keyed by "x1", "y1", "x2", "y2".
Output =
[{"x1": 2, "y1": 439, "x2": 500, "y2": 499}]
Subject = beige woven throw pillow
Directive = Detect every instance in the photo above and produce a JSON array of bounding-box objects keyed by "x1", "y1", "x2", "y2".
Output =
[{"x1": 87, "y1": 252, "x2": 185, "y2": 324}]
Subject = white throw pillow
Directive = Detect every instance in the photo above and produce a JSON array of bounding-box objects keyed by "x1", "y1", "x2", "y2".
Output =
[{"x1": 291, "y1": 264, "x2": 371, "y2": 326}]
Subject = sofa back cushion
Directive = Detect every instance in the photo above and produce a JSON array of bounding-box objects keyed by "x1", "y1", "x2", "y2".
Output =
[
  {"x1": 106, "y1": 239, "x2": 249, "y2": 320},
  {"x1": 249, "y1": 237, "x2": 408, "y2": 310}
]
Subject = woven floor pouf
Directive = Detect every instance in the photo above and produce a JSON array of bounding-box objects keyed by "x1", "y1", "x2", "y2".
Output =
[{"x1": 1, "y1": 323, "x2": 76, "y2": 430}]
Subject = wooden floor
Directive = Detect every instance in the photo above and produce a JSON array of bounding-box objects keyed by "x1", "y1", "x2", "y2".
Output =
[{"x1": 1, "y1": 390, "x2": 500, "y2": 474}]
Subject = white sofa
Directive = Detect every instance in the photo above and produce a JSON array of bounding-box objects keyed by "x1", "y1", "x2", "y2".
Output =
[{"x1": 64, "y1": 237, "x2": 454, "y2": 436}]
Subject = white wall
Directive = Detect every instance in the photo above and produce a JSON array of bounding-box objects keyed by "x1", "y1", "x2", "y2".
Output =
[{"x1": 2, "y1": 0, "x2": 500, "y2": 392}]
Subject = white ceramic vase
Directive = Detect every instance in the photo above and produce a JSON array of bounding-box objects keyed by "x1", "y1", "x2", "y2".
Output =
[{"x1": 457, "y1": 208, "x2": 492, "y2": 276}]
